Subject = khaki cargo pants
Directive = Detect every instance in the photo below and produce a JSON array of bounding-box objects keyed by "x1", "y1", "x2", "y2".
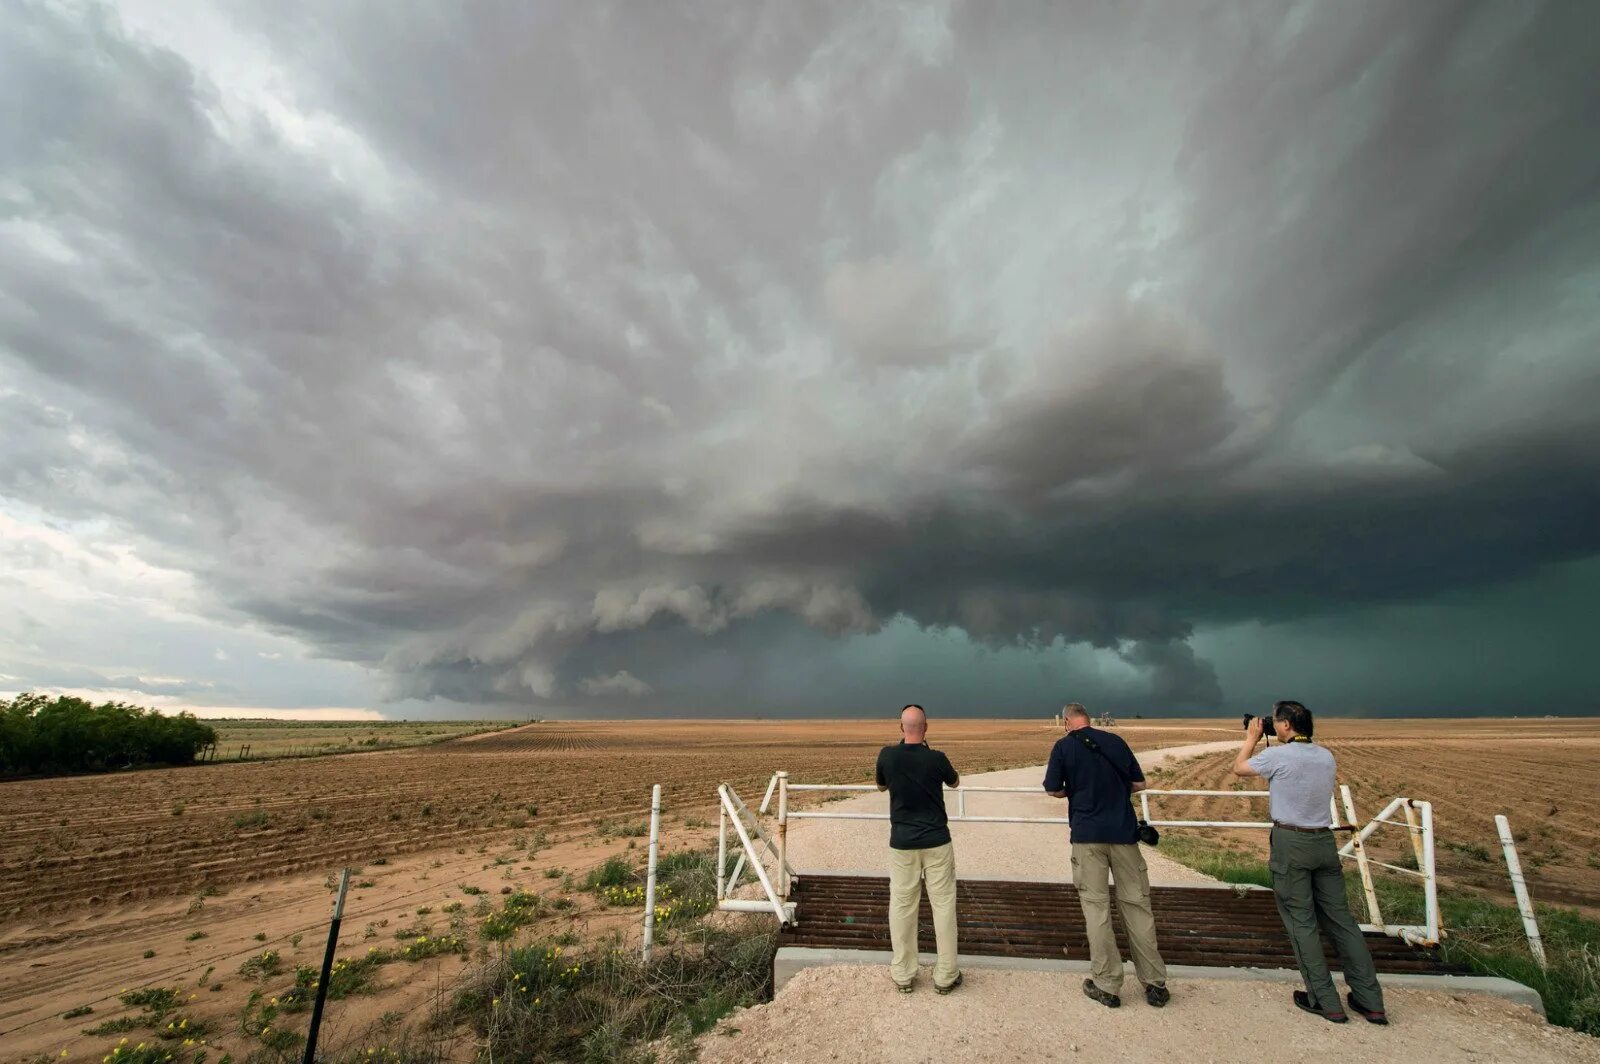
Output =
[
  {"x1": 1071, "y1": 842, "x2": 1168, "y2": 995},
  {"x1": 888, "y1": 841, "x2": 959, "y2": 988}
]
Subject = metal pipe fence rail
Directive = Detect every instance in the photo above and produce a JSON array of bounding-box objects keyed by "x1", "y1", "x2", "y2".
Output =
[{"x1": 712, "y1": 772, "x2": 1444, "y2": 947}]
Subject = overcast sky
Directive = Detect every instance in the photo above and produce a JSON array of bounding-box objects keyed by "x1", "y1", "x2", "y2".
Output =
[{"x1": 2, "y1": 1, "x2": 1598, "y2": 720}]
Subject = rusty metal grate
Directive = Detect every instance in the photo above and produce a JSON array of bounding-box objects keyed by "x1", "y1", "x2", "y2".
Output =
[{"x1": 778, "y1": 874, "x2": 1466, "y2": 975}]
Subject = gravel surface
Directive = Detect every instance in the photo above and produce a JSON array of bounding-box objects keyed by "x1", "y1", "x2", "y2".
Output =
[
  {"x1": 696, "y1": 966, "x2": 1600, "y2": 1064},
  {"x1": 781, "y1": 740, "x2": 1234, "y2": 886},
  {"x1": 704, "y1": 739, "x2": 1592, "y2": 1063}
]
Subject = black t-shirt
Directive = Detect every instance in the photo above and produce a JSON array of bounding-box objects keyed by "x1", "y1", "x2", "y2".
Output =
[
  {"x1": 1042, "y1": 727, "x2": 1144, "y2": 845},
  {"x1": 875, "y1": 742, "x2": 959, "y2": 850}
]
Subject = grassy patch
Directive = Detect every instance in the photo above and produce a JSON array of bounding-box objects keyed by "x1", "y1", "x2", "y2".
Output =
[
  {"x1": 583, "y1": 855, "x2": 637, "y2": 891},
  {"x1": 443, "y1": 923, "x2": 775, "y2": 1063},
  {"x1": 1160, "y1": 832, "x2": 1600, "y2": 1036}
]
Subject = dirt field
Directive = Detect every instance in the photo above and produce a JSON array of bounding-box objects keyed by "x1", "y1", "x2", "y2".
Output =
[
  {"x1": 0, "y1": 719, "x2": 1226, "y2": 921},
  {"x1": 1144, "y1": 717, "x2": 1600, "y2": 913},
  {"x1": 2, "y1": 716, "x2": 1595, "y2": 1062}
]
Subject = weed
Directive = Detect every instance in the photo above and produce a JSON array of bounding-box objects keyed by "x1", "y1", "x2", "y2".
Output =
[
  {"x1": 170, "y1": 803, "x2": 185, "y2": 817},
  {"x1": 196, "y1": 967, "x2": 213, "y2": 988},
  {"x1": 596, "y1": 818, "x2": 650, "y2": 839},
  {"x1": 398, "y1": 935, "x2": 468, "y2": 961},
  {"x1": 357, "y1": 880, "x2": 376, "y2": 888},
  {"x1": 584, "y1": 855, "x2": 639, "y2": 891},
  {"x1": 63, "y1": 1005, "x2": 94, "y2": 1020},
  {"x1": 420, "y1": 804, "x2": 433, "y2": 817},
  {"x1": 230, "y1": 810, "x2": 269, "y2": 831},
  {"x1": 290, "y1": 933, "x2": 302, "y2": 948},
  {"x1": 685, "y1": 817, "x2": 709, "y2": 829},
  {"x1": 460, "y1": 884, "x2": 485, "y2": 896},
  {"x1": 442, "y1": 902, "x2": 464, "y2": 914},
  {"x1": 253, "y1": 932, "x2": 267, "y2": 942},
  {"x1": 238, "y1": 949, "x2": 282, "y2": 981},
  {"x1": 526, "y1": 804, "x2": 539, "y2": 817},
  {"x1": 444, "y1": 921, "x2": 775, "y2": 1061},
  {"x1": 185, "y1": 931, "x2": 206, "y2": 942},
  {"x1": 372, "y1": 857, "x2": 389, "y2": 865},
  {"x1": 543, "y1": 867, "x2": 563, "y2": 879},
  {"x1": 480, "y1": 890, "x2": 544, "y2": 942},
  {"x1": 143, "y1": 949, "x2": 156, "y2": 959},
  {"x1": 1444, "y1": 841, "x2": 1493, "y2": 863}
]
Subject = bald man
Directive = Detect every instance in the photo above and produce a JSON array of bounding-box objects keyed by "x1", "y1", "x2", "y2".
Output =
[{"x1": 875, "y1": 704, "x2": 962, "y2": 993}]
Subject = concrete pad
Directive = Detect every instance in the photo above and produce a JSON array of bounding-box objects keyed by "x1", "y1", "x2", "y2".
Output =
[{"x1": 774, "y1": 945, "x2": 1545, "y2": 1016}]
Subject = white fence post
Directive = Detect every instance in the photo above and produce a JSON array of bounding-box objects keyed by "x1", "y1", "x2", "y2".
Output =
[
  {"x1": 716, "y1": 802, "x2": 727, "y2": 901},
  {"x1": 1340, "y1": 784, "x2": 1383, "y2": 927},
  {"x1": 1495, "y1": 814, "x2": 1547, "y2": 969},
  {"x1": 777, "y1": 771, "x2": 789, "y2": 898},
  {"x1": 642, "y1": 783, "x2": 662, "y2": 962},
  {"x1": 1418, "y1": 800, "x2": 1440, "y2": 944},
  {"x1": 1402, "y1": 800, "x2": 1427, "y2": 869}
]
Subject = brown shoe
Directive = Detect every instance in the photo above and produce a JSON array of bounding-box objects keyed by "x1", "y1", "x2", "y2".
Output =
[{"x1": 935, "y1": 972, "x2": 963, "y2": 995}]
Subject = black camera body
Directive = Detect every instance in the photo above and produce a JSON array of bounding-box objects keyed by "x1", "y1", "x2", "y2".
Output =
[{"x1": 1242, "y1": 713, "x2": 1274, "y2": 741}]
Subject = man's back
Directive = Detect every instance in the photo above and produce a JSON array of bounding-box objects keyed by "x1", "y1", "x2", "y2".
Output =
[
  {"x1": 876, "y1": 741, "x2": 958, "y2": 849},
  {"x1": 1044, "y1": 727, "x2": 1142, "y2": 844},
  {"x1": 1248, "y1": 741, "x2": 1336, "y2": 827}
]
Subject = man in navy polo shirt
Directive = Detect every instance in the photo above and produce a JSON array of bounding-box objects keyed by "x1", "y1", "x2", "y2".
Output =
[{"x1": 1044, "y1": 702, "x2": 1169, "y2": 1008}]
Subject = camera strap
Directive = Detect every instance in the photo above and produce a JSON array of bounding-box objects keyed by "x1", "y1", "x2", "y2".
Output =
[{"x1": 1072, "y1": 731, "x2": 1159, "y2": 846}]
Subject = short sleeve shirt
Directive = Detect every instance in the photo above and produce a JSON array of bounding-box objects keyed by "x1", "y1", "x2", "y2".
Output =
[
  {"x1": 1042, "y1": 727, "x2": 1144, "y2": 844},
  {"x1": 875, "y1": 742, "x2": 959, "y2": 850},
  {"x1": 1248, "y1": 741, "x2": 1336, "y2": 828}
]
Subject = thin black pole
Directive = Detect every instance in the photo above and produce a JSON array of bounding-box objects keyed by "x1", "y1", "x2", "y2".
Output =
[{"x1": 303, "y1": 868, "x2": 350, "y2": 1064}]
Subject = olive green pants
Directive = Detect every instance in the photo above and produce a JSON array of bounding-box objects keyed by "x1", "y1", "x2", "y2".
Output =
[
  {"x1": 1269, "y1": 827, "x2": 1386, "y2": 1014},
  {"x1": 1071, "y1": 842, "x2": 1167, "y2": 995},
  {"x1": 888, "y1": 842, "x2": 960, "y2": 988}
]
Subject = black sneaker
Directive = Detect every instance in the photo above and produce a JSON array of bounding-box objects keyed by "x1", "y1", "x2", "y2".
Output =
[
  {"x1": 935, "y1": 971, "x2": 963, "y2": 995},
  {"x1": 1083, "y1": 978, "x2": 1121, "y2": 1008},
  {"x1": 1294, "y1": 991, "x2": 1348, "y2": 1023},
  {"x1": 1144, "y1": 983, "x2": 1170, "y2": 1008},
  {"x1": 1346, "y1": 992, "x2": 1388, "y2": 1025}
]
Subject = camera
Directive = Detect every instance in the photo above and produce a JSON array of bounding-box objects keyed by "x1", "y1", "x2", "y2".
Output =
[{"x1": 1242, "y1": 713, "x2": 1275, "y2": 741}]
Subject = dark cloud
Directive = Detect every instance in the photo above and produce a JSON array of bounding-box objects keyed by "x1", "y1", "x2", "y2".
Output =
[{"x1": 2, "y1": 1, "x2": 1598, "y2": 715}]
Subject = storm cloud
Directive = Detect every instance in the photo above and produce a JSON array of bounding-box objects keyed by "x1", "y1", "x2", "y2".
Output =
[{"x1": 2, "y1": 0, "x2": 1598, "y2": 716}]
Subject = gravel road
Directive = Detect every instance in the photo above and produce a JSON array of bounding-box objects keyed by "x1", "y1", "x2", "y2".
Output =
[
  {"x1": 781, "y1": 740, "x2": 1232, "y2": 885},
  {"x1": 696, "y1": 966, "x2": 1600, "y2": 1064}
]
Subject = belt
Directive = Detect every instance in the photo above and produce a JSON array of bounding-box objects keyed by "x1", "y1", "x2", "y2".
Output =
[{"x1": 1272, "y1": 821, "x2": 1332, "y2": 834}]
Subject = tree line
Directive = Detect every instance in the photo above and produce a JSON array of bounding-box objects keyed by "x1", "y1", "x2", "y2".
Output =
[{"x1": 0, "y1": 693, "x2": 219, "y2": 776}]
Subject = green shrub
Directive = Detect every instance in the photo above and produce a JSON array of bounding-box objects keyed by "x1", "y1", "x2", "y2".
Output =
[
  {"x1": 0, "y1": 693, "x2": 217, "y2": 776},
  {"x1": 583, "y1": 856, "x2": 638, "y2": 891}
]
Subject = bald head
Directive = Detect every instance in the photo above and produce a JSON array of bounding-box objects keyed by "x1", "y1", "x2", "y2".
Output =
[{"x1": 900, "y1": 704, "x2": 927, "y2": 743}]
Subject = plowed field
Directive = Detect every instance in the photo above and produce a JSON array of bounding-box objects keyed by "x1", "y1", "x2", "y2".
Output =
[
  {"x1": 1143, "y1": 717, "x2": 1600, "y2": 912},
  {"x1": 0, "y1": 719, "x2": 1229, "y2": 918}
]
